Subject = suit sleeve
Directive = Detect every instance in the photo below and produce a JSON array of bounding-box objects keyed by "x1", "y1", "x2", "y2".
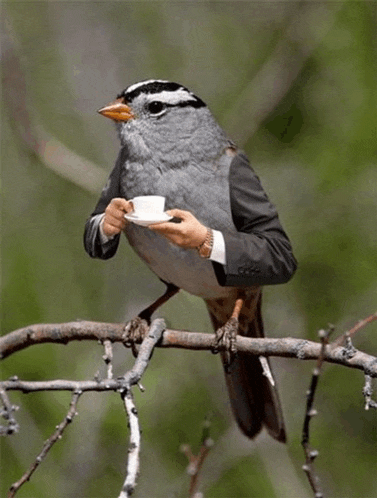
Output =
[
  {"x1": 212, "y1": 153, "x2": 297, "y2": 287},
  {"x1": 83, "y1": 148, "x2": 127, "y2": 259}
]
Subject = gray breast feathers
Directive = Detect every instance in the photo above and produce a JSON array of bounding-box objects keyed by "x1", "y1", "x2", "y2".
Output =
[{"x1": 122, "y1": 149, "x2": 237, "y2": 298}]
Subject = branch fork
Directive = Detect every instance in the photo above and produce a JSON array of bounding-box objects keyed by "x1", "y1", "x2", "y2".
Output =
[{"x1": 1, "y1": 313, "x2": 376, "y2": 497}]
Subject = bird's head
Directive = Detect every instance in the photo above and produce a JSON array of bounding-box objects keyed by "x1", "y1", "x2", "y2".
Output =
[{"x1": 98, "y1": 80, "x2": 228, "y2": 163}]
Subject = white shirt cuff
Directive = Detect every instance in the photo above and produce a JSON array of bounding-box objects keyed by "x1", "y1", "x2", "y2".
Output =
[
  {"x1": 98, "y1": 213, "x2": 115, "y2": 244},
  {"x1": 209, "y1": 229, "x2": 226, "y2": 265}
]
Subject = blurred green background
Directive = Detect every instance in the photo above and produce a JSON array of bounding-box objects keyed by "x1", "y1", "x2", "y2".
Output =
[{"x1": 1, "y1": 1, "x2": 376, "y2": 497}]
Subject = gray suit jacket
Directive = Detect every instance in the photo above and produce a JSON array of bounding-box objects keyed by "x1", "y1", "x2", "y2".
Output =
[{"x1": 84, "y1": 151, "x2": 297, "y2": 288}]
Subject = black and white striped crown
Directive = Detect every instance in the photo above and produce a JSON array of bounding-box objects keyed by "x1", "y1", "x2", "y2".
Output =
[{"x1": 117, "y1": 80, "x2": 206, "y2": 109}]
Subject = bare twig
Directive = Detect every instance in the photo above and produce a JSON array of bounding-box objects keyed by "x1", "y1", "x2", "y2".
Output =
[
  {"x1": 0, "y1": 387, "x2": 19, "y2": 436},
  {"x1": 1, "y1": 320, "x2": 376, "y2": 377},
  {"x1": 1, "y1": 378, "x2": 124, "y2": 393},
  {"x1": 4, "y1": 320, "x2": 165, "y2": 498},
  {"x1": 333, "y1": 312, "x2": 377, "y2": 347},
  {"x1": 1, "y1": 315, "x2": 375, "y2": 497},
  {"x1": 119, "y1": 390, "x2": 141, "y2": 498},
  {"x1": 118, "y1": 318, "x2": 166, "y2": 497},
  {"x1": 363, "y1": 374, "x2": 377, "y2": 411},
  {"x1": 301, "y1": 327, "x2": 333, "y2": 498},
  {"x1": 102, "y1": 340, "x2": 114, "y2": 379},
  {"x1": 181, "y1": 417, "x2": 214, "y2": 498},
  {"x1": 341, "y1": 333, "x2": 358, "y2": 360},
  {"x1": 120, "y1": 318, "x2": 165, "y2": 388},
  {"x1": 8, "y1": 390, "x2": 82, "y2": 498}
]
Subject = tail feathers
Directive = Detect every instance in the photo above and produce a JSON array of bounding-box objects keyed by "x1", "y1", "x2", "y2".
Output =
[
  {"x1": 206, "y1": 290, "x2": 286, "y2": 443},
  {"x1": 222, "y1": 353, "x2": 264, "y2": 439}
]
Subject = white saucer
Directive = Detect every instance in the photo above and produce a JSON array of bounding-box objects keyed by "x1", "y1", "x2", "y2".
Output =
[{"x1": 124, "y1": 212, "x2": 172, "y2": 227}]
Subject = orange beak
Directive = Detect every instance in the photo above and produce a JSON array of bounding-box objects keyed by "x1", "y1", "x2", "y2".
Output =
[{"x1": 97, "y1": 98, "x2": 135, "y2": 122}]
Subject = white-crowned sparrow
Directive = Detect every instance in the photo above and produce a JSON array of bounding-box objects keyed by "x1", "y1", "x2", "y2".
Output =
[{"x1": 84, "y1": 80, "x2": 297, "y2": 441}]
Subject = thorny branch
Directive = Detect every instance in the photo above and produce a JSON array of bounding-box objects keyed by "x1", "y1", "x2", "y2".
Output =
[{"x1": 8, "y1": 390, "x2": 82, "y2": 498}]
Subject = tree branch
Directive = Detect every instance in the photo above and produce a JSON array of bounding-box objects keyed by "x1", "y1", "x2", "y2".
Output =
[
  {"x1": 118, "y1": 318, "x2": 165, "y2": 498},
  {"x1": 363, "y1": 374, "x2": 377, "y2": 411},
  {"x1": 1, "y1": 316, "x2": 376, "y2": 498},
  {"x1": 0, "y1": 387, "x2": 19, "y2": 436},
  {"x1": 8, "y1": 391, "x2": 82, "y2": 498},
  {"x1": 120, "y1": 390, "x2": 141, "y2": 498},
  {"x1": 301, "y1": 327, "x2": 333, "y2": 498},
  {"x1": 1, "y1": 320, "x2": 377, "y2": 377},
  {"x1": 181, "y1": 417, "x2": 214, "y2": 498},
  {"x1": 102, "y1": 340, "x2": 114, "y2": 379},
  {"x1": 4, "y1": 320, "x2": 165, "y2": 498},
  {"x1": 333, "y1": 312, "x2": 377, "y2": 347}
]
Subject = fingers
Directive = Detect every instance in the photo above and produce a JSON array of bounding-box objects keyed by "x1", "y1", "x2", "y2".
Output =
[
  {"x1": 102, "y1": 197, "x2": 133, "y2": 237},
  {"x1": 149, "y1": 224, "x2": 189, "y2": 246},
  {"x1": 103, "y1": 214, "x2": 125, "y2": 236},
  {"x1": 150, "y1": 210, "x2": 207, "y2": 248},
  {"x1": 109, "y1": 197, "x2": 134, "y2": 213},
  {"x1": 150, "y1": 220, "x2": 181, "y2": 234},
  {"x1": 149, "y1": 209, "x2": 191, "y2": 234},
  {"x1": 165, "y1": 208, "x2": 190, "y2": 220}
]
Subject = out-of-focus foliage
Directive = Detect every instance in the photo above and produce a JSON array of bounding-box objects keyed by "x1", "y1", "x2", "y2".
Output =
[{"x1": 1, "y1": 2, "x2": 376, "y2": 497}]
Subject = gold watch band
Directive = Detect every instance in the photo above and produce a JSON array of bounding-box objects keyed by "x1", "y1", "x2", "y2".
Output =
[{"x1": 197, "y1": 228, "x2": 214, "y2": 258}]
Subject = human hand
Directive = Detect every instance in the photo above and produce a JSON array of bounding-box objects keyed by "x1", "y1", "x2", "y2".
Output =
[
  {"x1": 102, "y1": 198, "x2": 133, "y2": 237},
  {"x1": 149, "y1": 209, "x2": 207, "y2": 249}
]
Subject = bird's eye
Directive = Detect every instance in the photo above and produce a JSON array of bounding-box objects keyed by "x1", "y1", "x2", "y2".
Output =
[{"x1": 147, "y1": 101, "x2": 166, "y2": 115}]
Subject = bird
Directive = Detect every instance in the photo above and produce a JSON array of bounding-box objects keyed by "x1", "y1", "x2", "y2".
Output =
[{"x1": 84, "y1": 79, "x2": 297, "y2": 442}]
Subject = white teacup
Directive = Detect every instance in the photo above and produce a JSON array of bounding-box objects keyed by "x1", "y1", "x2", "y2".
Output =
[{"x1": 131, "y1": 195, "x2": 165, "y2": 216}]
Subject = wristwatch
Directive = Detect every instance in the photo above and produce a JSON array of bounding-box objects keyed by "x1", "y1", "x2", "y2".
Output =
[{"x1": 197, "y1": 228, "x2": 214, "y2": 258}]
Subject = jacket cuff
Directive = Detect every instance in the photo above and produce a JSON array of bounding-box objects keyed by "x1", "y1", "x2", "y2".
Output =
[{"x1": 212, "y1": 232, "x2": 297, "y2": 287}]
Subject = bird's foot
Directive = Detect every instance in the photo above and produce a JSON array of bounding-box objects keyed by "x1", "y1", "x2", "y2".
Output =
[
  {"x1": 123, "y1": 316, "x2": 149, "y2": 357},
  {"x1": 214, "y1": 317, "x2": 239, "y2": 371}
]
